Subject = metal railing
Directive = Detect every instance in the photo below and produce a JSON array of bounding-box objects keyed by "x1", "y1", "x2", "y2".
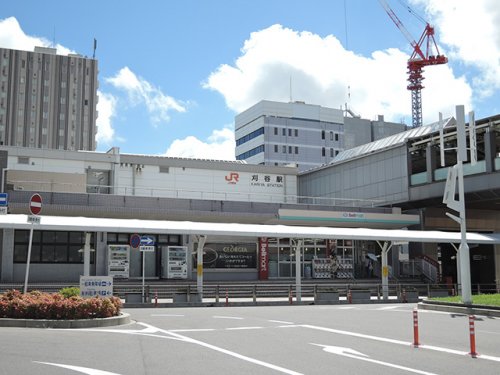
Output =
[
  {"x1": 8, "y1": 179, "x2": 385, "y2": 207},
  {"x1": 2, "y1": 282, "x2": 497, "y2": 302}
]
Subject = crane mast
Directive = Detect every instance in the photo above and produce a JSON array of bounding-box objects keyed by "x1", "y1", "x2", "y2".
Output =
[{"x1": 379, "y1": 0, "x2": 448, "y2": 127}]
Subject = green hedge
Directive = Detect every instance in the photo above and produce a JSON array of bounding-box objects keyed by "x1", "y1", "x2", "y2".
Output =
[{"x1": 0, "y1": 290, "x2": 122, "y2": 320}]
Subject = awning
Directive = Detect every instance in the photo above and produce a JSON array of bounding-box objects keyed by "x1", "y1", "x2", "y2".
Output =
[{"x1": 0, "y1": 214, "x2": 499, "y2": 245}]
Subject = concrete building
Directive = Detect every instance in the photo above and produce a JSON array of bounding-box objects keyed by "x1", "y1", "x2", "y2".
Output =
[
  {"x1": 0, "y1": 145, "x2": 418, "y2": 283},
  {"x1": 0, "y1": 46, "x2": 98, "y2": 151},
  {"x1": 235, "y1": 100, "x2": 407, "y2": 172},
  {"x1": 299, "y1": 113, "x2": 500, "y2": 287}
]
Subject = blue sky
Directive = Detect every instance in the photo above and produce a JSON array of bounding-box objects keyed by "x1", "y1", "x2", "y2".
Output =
[{"x1": 1, "y1": 1, "x2": 499, "y2": 159}]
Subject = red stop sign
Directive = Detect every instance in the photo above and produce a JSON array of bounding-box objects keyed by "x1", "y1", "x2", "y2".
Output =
[{"x1": 29, "y1": 193, "x2": 42, "y2": 215}]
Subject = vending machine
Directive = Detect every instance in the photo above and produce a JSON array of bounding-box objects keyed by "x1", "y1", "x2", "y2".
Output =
[
  {"x1": 165, "y1": 246, "x2": 188, "y2": 279},
  {"x1": 107, "y1": 245, "x2": 130, "y2": 278}
]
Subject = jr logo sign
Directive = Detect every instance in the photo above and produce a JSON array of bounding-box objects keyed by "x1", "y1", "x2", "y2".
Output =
[{"x1": 225, "y1": 172, "x2": 239, "y2": 184}]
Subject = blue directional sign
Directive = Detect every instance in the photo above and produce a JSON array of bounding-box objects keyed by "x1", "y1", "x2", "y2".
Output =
[
  {"x1": 0, "y1": 193, "x2": 8, "y2": 206},
  {"x1": 140, "y1": 235, "x2": 155, "y2": 246}
]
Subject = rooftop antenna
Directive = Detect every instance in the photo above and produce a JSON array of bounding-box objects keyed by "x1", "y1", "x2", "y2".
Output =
[{"x1": 92, "y1": 38, "x2": 97, "y2": 59}]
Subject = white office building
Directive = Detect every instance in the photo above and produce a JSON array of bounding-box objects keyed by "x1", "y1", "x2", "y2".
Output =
[{"x1": 235, "y1": 100, "x2": 407, "y2": 172}]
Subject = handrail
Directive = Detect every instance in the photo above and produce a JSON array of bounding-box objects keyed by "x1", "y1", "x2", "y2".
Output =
[{"x1": 7, "y1": 179, "x2": 385, "y2": 207}]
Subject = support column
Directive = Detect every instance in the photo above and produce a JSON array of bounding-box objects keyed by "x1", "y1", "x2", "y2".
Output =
[
  {"x1": 426, "y1": 143, "x2": 437, "y2": 183},
  {"x1": 196, "y1": 235, "x2": 207, "y2": 298},
  {"x1": 295, "y1": 239, "x2": 303, "y2": 302},
  {"x1": 83, "y1": 232, "x2": 92, "y2": 276},
  {"x1": 483, "y1": 128, "x2": 495, "y2": 173},
  {"x1": 377, "y1": 241, "x2": 393, "y2": 300}
]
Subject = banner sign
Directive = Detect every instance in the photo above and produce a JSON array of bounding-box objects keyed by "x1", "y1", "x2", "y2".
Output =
[
  {"x1": 193, "y1": 243, "x2": 257, "y2": 269},
  {"x1": 259, "y1": 237, "x2": 269, "y2": 279}
]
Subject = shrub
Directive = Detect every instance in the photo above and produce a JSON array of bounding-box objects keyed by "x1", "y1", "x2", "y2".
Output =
[
  {"x1": 0, "y1": 290, "x2": 122, "y2": 320},
  {"x1": 59, "y1": 287, "x2": 80, "y2": 298}
]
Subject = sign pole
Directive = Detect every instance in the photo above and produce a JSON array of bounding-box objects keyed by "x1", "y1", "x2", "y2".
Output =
[
  {"x1": 23, "y1": 223, "x2": 34, "y2": 294},
  {"x1": 142, "y1": 252, "x2": 146, "y2": 303},
  {"x1": 24, "y1": 193, "x2": 42, "y2": 294}
]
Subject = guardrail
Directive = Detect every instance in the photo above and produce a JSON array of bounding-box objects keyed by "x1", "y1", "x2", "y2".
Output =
[{"x1": 1, "y1": 282, "x2": 498, "y2": 301}]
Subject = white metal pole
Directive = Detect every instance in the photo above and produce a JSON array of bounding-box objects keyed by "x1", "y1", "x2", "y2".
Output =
[
  {"x1": 457, "y1": 160, "x2": 472, "y2": 304},
  {"x1": 23, "y1": 224, "x2": 34, "y2": 294},
  {"x1": 142, "y1": 252, "x2": 145, "y2": 303},
  {"x1": 295, "y1": 240, "x2": 302, "y2": 302},
  {"x1": 196, "y1": 235, "x2": 207, "y2": 298},
  {"x1": 451, "y1": 243, "x2": 461, "y2": 293},
  {"x1": 83, "y1": 232, "x2": 91, "y2": 277}
]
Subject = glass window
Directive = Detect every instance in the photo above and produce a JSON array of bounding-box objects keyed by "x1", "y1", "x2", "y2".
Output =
[
  {"x1": 274, "y1": 145, "x2": 278, "y2": 153},
  {"x1": 13, "y1": 244, "x2": 27, "y2": 262},
  {"x1": 282, "y1": 128, "x2": 286, "y2": 136},
  {"x1": 295, "y1": 146, "x2": 298, "y2": 154},
  {"x1": 55, "y1": 245, "x2": 68, "y2": 262},
  {"x1": 288, "y1": 129, "x2": 292, "y2": 136},
  {"x1": 274, "y1": 127, "x2": 278, "y2": 135},
  {"x1": 322, "y1": 147, "x2": 326, "y2": 156},
  {"x1": 68, "y1": 245, "x2": 82, "y2": 262},
  {"x1": 282, "y1": 145, "x2": 286, "y2": 153},
  {"x1": 295, "y1": 129, "x2": 298, "y2": 137},
  {"x1": 41, "y1": 244, "x2": 55, "y2": 262},
  {"x1": 321, "y1": 130, "x2": 325, "y2": 139}
]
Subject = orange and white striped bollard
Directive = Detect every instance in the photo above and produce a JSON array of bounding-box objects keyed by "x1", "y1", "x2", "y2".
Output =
[
  {"x1": 413, "y1": 309, "x2": 419, "y2": 347},
  {"x1": 469, "y1": 315, "x2": 477, "y2": 358}
]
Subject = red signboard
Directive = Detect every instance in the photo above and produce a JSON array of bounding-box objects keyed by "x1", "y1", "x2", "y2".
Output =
[
  {"x1": 259, "y1": 237, "x2": 269, "y2": 280},
  {"x1": 29, "y1": 193, "x2": 42, "y2": 215}
]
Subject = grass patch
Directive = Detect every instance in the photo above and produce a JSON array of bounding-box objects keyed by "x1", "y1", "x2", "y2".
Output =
[{"x1": 430, "y1": 294, "x2": 500, "y2": 307}]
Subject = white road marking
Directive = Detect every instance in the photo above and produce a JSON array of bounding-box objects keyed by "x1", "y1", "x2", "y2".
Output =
[
  {"x1": 226, "y1": 326, "x2": 263, "y2": 331},
  {"x1": 35, "y1": 362, "x2": 121, "y2": 375},
  {"x1": 169, "y1": 329, "x2": 216, "y2": 333},
  {"x1": 311, "y1": 344, "x2": 438, "y2": 375},
  {"x1": 376, "y1": 306, "x2": 401, "y2": 310},
  {"x1": 213, "y1": 315, "x2": 244, "y2": 320},
  {"x1": 302, "y1": 324, "x2": 500, "y2": 362},
  {"x1": 269, "y1": 320, "x2": 294, "y2": 324},
  {"x1": 150, "y1": 314, "x2": 185, "y2": 317},
  {"x1": 137, "y1": 322, "x2": 303, "y2": 375}
]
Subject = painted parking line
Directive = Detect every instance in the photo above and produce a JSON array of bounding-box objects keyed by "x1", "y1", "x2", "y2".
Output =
[
  {"x1": 213, "y1": 315, "x2": 244, "y2": 320},
  {"x1": 150, "y1": 314, "x2": 185, "y2": 317},
  {"x1": 269, "y1": 320, "x2": 294, "y2": 324},
  {"x1": 301, "y1": 324, "x2": 500, "y2": 362},
  {"x1": 226, "y1": 326, "x2": 263, "y2": 331},
  {"x1": 35, "y1": 362, "x2": 122, "y2": 375},
  {"x1": 138, "y1": 323, "x2": 303, "y2": 375}
]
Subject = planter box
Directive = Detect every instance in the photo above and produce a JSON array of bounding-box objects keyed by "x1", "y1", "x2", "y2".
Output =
[
  {"x1": 399, "y1": 290, "x2": 419, "y2": 302},
  {"x1": 315, "y1": 292, "x2": 340, "y2": 302},
  {"x1": 429, "y1": 289, "x2": 449, "y2": 298},
  {"x1": 351, "y1": 290, "x2": 371, "y2": 301},
  {"x1": 173, "y1": 293, "x2": 202, "y2": 303}
]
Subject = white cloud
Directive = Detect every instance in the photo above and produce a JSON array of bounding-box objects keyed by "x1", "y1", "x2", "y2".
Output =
[
  {"x1": 0, "y1": 16, "x2": 75, "y2": 55},
  {"x1": 164, "y1": 127, "x2": 235, "y2": 160},
  {"x1": 96, "y1": 91, "x2": 117, "y2": 145},
  {"x1": 106, "y1": 67, "x2": 186, "y2": 125},
  {"x1": 203, "y1": 24, "x2": 473, "y2": 124},
  {"x1": 411, "y1": 0, "x2": 500, "y2": 97}
]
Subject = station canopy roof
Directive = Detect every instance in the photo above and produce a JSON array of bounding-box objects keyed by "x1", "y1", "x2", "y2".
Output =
[{"x1": 1, "y1": 214, "x2": 499, "y2": 245}]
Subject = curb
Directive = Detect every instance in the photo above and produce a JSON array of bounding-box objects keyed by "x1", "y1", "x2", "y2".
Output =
[
  {"x1": 0, "y1": 312, "x2": 131, "y2": 329},
  {"x1": 418, "y1": 301, "x2": 500, "y2": 318},
  {"x1": 123, "y1": 298, "x2": 421, "y2": 308}
]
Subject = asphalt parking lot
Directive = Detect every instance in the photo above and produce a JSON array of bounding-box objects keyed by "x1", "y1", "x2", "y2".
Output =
[{"x1": 0, "y1": 303, "x2": 499, "y2": 375}]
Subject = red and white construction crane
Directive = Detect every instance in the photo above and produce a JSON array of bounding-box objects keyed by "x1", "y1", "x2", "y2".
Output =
[{"x1": 379, "y1": 0, "x2": 448, "y2": 127}]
